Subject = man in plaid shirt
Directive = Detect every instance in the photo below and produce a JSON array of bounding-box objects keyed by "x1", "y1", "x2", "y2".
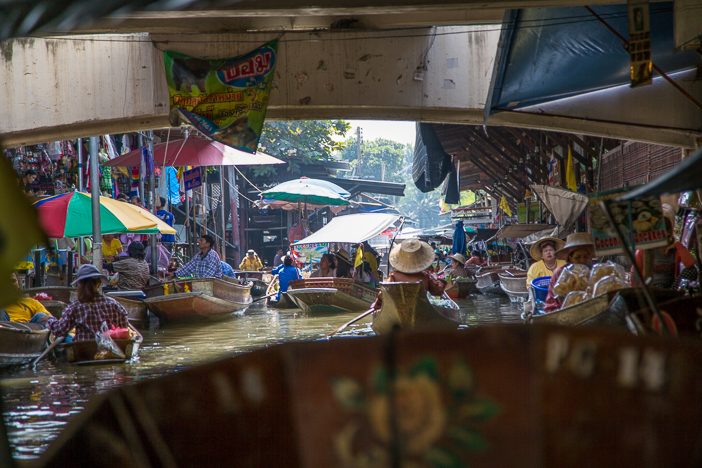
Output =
[{"x1": 175, "y1": 234, "x2": 223, "y2": 278}]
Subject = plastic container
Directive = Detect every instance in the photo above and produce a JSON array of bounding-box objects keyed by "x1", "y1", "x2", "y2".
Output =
[{"x1": 531, "y1": 276, "x2": 551, "y2": 302}]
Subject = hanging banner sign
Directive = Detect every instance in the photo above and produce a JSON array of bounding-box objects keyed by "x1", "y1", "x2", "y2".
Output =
[
  {"x1": 628, "y1": 0, "x2": 652, "y2": 87},
  {"x1": 588, "y1": 188, "x2": 668, "y2": 255},
  {"x1": 163, "y1": 40, "x2": 278, "y2": 154},
  {"x1": 291, "y1": 243, "x2": 329, "y2": 264},
  {"x1": 183, "y1": 167, "x2": 202, "y2": 191}
]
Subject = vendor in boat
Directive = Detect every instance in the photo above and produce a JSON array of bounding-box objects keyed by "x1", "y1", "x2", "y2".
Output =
[
  {"x1": 271, "y1": 256, "x2": 302, "y2": 301},
  {"x1": 311, "y1": 253, "x2": 336, "y2": 278},
  {"x1": 111, "y1": 241, "x2": 150, "y2": 290},
  {"x1": 543, "y1": 232, "x2": 595, "y2": 313},
  {"x1": 46, "y1": 264, "x2": 128, "y2": 342},
  {"x1": 334, "y1": 249, "x2": 353, "y2": 278},
  {"x1": 526, "y1": 237, "x2": 566, "y2": 288},
  {"x1": 173, "y1": 234, "x2": 223, "y2": 279},
  {"x1": 0, "y1": 272, "x2": 53, "y2": 325},
  {"x1": 371, "y1": 239, "x2": 446, "y2": 310},
  {"x1": 239, "y1": 249, "x2": 263, "y2": 271},
  {"x1": 446, "y1": 253, "x2": 468, "y2": 278},
  {"x1": 101, "y1": 234, "x2": 123, "y2": 264},
  {"x1": 631, "y1": 205, "x2": 697, "y2": 289}
]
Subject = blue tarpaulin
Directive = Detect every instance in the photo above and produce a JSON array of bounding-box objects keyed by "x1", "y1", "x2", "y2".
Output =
[{"x1": 451, "y1": 220, "x2": 466, "y2": 255}]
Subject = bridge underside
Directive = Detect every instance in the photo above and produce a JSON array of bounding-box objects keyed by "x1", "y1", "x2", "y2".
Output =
[{"x1": 2, "y1": 0, "x2": 701, "y2": 148}]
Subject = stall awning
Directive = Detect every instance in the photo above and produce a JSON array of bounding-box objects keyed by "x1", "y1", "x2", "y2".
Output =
[
  {"x1": 493, "y1": 224, "x2": 555, "y2": 240},
  {"x1": 293, "y1": 213, "x2": 400, "y2": 246}
]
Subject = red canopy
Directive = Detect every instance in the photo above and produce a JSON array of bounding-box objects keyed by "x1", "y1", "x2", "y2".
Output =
[{"x1": 105, "y1": 137, "x2": 284, "y2": 167}]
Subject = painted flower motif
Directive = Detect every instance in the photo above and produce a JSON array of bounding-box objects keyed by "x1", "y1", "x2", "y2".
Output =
[{"x1": 368, "y1": 374, "x2": 446, "y2": 454}]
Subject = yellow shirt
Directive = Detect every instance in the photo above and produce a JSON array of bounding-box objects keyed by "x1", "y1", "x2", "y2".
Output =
[
  {"x1": 526, "y1": 259, "x2": 566, "y2": 287},
  {"x1": 239, "y1": 256, "x2": 263, "y2": 271},
  {"x1": 102, "y1": 239, "x2": 123, "y2": 260},
  {"x1": 5, "y1": 297, "x2": 52, "y2": 323}
]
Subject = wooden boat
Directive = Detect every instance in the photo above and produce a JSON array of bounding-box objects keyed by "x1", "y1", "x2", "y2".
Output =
[
  {"x1": 264, "y1": 276, "x2": 299, "y2": 309},
  {"x1": 0, "y1": 321, "x2": 49, "y2": 368},
  {"x1": 114, "y1": 297, "x2": 148, "y2": 328},
  {"x1": 37, "y1": 324, "x2": 702, "y2": 467},
  {"x1": 22, "y1": 286, "x2": 76, "y2": 318},
  {"x1": 286, "y1": 278, "x2": 377, "y2": 315},
  {"x1": 230, "y1": 272, "x2": 268, "y2": 297},
  {"x1": 445, "y1": 276, "x2": 478, "y2": 299},
  {"x1": 498, "y1": 272, "x2": 529, "y2": 303},
  {"x1": 371, "y1": 281, "x2": 461, "y2": 334},
  {"x1": 144, "y1": 278, "x2": 252, "y2": 322},
  {"x1": 56, "y1": 329, "x2": 143, "y2": 365}
]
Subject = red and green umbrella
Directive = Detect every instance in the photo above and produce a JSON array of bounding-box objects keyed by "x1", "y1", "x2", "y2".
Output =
[{"x1": 33, "y1": 191, "x2": 174, "y2": 238}]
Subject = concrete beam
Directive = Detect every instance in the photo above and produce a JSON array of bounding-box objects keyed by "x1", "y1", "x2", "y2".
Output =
[{"x1": 1, "y1": 27, "x2": 499, "y2": 146}]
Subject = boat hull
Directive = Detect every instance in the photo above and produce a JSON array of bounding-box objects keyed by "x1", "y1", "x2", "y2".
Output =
[
  {"x1": 0, "y1": 322, "x2": 49, "y2": 368},
  {"x1": 58, "y1": 334, "x2": 142, "y2": 364},
  {"x1": 267, "y1": 292, "x2": 298, "y2": 309},
  {"x1": 113, "y1": 297, "x2": 149, "y2": 327},
  {"x1": 144, "y1": 278, "x2": 252, "y2": 322},
  {"x1": 498, "y1": 273, "x2": 529, "y2": 303},
  {"x1": 287, "y1": 278, "x2": 377, "y2": 315},
  {"x1": 371, "y1": 282, "x2": 460, "y2": 334},
  {"x1": 445, "y1": 277, "x2": 478, "y2": 299}
]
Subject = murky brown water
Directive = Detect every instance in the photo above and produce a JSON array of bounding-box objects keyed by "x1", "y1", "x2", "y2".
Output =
[{"x1": 1, "y1": 294, "x2": 520, "y2": 460}]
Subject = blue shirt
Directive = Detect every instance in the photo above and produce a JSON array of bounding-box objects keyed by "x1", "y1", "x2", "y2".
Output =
[
  {"x1": 157, "y1": 209, "x2": 175, "y2": 243},
  {"x1": 221, "y1": 261, "x2": 236, "y2": 277},
  {"x1": 176, "y1": 249, "x2": 223, "y2": 278},
  {"x1": 272, "y1": 264, "x2": 301, "y2": 300}
]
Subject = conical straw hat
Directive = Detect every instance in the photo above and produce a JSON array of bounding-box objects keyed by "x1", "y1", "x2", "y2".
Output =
[
  {"x1": 389, "y1": 238, "x2": 435, "y2": 274},
  {"x1": 555, "y1": 232, "x2": 595, "y2": 260},
  {"x1": 529, "y1": 236, "x2": 565, "y2": 261}
]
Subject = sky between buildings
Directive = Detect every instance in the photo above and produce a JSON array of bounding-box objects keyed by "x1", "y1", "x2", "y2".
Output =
[{"x1": 345, "y1": 120, "x2": 416, "y2": 146}]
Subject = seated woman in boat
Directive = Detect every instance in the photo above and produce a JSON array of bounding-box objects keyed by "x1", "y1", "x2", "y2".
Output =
[
  {"x1": 111, "y1": 242, "x2": 150, "y2": 290},
  {"x1": 372, "y1": 239, "x2": 446, "y2": 309},
  {"x1": 543, "y1": 233, "x2": 595, "y2": 313},
  {"x1": 271, "y1": 256, "x2": 302, "y2": 302},
  {"x1": 526, "y1": 237, "x2": 566, "y2": 288},
  {"x1": 0, "y1": 272, "x2": 53, "y2": 325},
  {"x1": 46, "y1": 264, "x2": 129, "y2": 342},
  {"x1": 446, "y1": 253, "x2": 468, "y2": 278},
  {"x1": 101, "y1": 234, "x2": 123, "y2": 265},
  {"x1": 631, "y1": 205, "x2": 697, "y2": 289},
  {"x1": 310, "y1": 254, "x2": 336, "y2": 278},
  {"x1": 172, "y1": 235, "x2": 223, "y2": 279}
]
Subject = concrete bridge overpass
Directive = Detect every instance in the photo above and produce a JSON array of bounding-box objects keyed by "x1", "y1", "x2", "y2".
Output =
[{"x1": 2, "y1": 0, "x2": 701, "y2": 148}]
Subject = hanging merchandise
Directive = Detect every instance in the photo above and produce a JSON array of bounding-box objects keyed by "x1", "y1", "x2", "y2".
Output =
[
  {"x1": 565, "y1": 146, "x2": 578, "y2": 192},
  {"x1": 163, "y1": 40, "x2": 278, "y2": 153}
]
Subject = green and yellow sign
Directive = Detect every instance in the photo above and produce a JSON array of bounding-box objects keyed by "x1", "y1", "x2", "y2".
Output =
[{"x1": 163, "y1": 40, "x2": 278, "y2": 153}]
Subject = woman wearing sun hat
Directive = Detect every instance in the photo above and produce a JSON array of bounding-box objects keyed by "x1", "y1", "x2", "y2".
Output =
[
  {"x1": 526, "y1": 237, "x2": 566, "y2": 288},
  {"x1": 46, "y1": 264, "x2": 129, "y2": 342},
  {"x1": 543, "y1": 232, "x2": 596, "y2": 313},
  {"x1": 371, "y1": 239, "x2": 446, "y2": 310}
]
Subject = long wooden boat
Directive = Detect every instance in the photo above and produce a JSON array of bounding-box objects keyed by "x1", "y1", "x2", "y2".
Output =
[
  {"x1": 143, "y1": 278, "x2": 252, "y2": 322},
  {"x1": 56, "y1": 328, "x2": 143, "y2": 365},
  {"x1": 114, "y1": 297, "x2": 148, "y2": 327},
  {"x1": 22, "y1": 286, "x2": 76, "y2": 318},
  {"x1": 371, "y1": 281, "x2": 461, "y2": 334},
  {"x1": 230, "y1": 272, "x2": 268, "y2": 297},
  {"x1": 475, "y1": 265, "x2": 523, "y2": 295},
  {"x1": 37, "y1": 325, "x2": 702, "y2": 467},
  {"x1": 267, "y1": 292, "x2": 298, "y2": 309},
  {"x1": 498, "y1": 272, "x2": 529, "y2": 303},
  {"x1": 286, "y1": 278, "x2": 377, "y2": 315},
  {"x1": 0, "y1": 322, "x2": 49, "y2": 368},
  {"x1": 445, "y1": 276, "x2": 478, "y2": 299}
]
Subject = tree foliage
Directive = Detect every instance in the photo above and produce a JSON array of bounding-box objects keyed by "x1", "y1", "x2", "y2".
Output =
[
  {"x1": 340, "y1": 137, "x2": 406, "y2": 183},
  {"x1": 253, "y1": 120, "x2": 350, "y2": 176}
]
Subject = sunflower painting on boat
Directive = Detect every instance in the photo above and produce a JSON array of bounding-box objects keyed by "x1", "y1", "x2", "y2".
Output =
[{"x1": 331, "y1": 356, "x2": 501, "y2": 467}]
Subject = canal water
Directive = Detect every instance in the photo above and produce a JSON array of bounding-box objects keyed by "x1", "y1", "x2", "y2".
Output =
[{"x1": 0, "y1": 294, "x2": 521, "y2": 460}]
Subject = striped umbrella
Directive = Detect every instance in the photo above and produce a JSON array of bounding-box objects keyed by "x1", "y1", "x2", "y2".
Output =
[{"x1": 33, "y1": 191, "x2": 175, "y2": 238}]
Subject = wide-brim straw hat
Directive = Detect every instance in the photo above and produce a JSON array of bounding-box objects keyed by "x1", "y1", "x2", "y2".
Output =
[
  {"x1": 71, "y1": 264, "x2": 107, "y2": 286},
  {"x1": 529, "y1": 237, "x2": 565, "y2": 261},
  {"x1": 389, "y1": 238, "x2": 435, "y2": 274},
  {"x1": 555, "y1": 232, "x2": 595, "y2": 260},
  {"x1": 335, "y1": 249, "x2": 352, "y2": 264},
  {"x1": 449, "y1": 253, "x2": 466, "y2": 264}
]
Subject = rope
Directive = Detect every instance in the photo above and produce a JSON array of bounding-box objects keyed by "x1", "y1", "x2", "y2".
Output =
[{"x1": 233, "y1": 165, "x2": 262, "y2": 194}]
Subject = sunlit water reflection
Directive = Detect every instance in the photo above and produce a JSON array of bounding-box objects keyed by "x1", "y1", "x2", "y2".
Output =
[{"x1": 1, "y1": 294, "x2": 520, "y2": 459}]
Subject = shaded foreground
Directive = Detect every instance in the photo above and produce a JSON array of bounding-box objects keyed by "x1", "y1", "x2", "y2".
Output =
[{"x1": 35, "y1": 324, "x2": 702, "y2": 467}]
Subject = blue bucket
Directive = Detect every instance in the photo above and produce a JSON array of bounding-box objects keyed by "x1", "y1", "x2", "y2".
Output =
[{"x1": 531, "y1": 276, "x2": 551, "y2": 302}]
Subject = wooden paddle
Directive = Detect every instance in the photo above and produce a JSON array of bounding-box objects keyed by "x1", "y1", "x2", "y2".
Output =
[
  {"x1": 252, "y1": 292, "x2": 277, "y2": 303},
  {"x1": 32, "y1": 336, "x2": 64, "y2": 368},
  {"x1": 328, "y1": 308, "x2": 376, "y2": 337}
]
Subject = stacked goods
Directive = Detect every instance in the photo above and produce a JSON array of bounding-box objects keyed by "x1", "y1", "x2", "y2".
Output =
[{"x1": 553, "y1": 261, "x2": 629, "y2": 310}]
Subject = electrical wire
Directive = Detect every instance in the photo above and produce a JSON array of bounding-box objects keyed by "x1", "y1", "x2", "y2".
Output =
[{"x1": 233, "y1": 165, "x2": 262, "y2": 194}]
